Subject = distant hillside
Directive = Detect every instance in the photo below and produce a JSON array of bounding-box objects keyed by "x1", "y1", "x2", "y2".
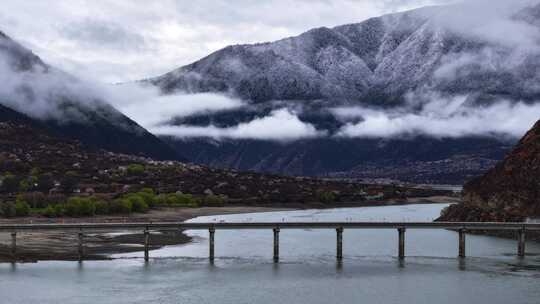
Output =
[
  {"x1": 0, "y1": 118, "x2": 448, "y2": 212},
  {"x1": 163, "y1": 136, "x2": 510, "y2": 184}
]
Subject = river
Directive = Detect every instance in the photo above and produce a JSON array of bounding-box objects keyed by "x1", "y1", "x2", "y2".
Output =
[{"x1": 1, "y1": 204, "x2": 539, "y2": 304}]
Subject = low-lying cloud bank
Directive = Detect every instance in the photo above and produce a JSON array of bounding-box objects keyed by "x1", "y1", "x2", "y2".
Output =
[
  {"x1": 0, "y1": 47, "x2": 323, "y2": 141},
  {"x1": 101, "y1": 84, "x2": 325, "y2": 141},
  {"x1": 0, "y1": 54, "x2": 106, "y2": 122},
  {"x1": 104, "y1": 83, "x2": 243, "y2": 128},
  {"x1": 1, "y1": 48, "x2": 537, "y2": 142},
  {"x1": 333, "y1": 96, "x2": 540, "y2": 139},
  {"x1": 103, "y1": 80, "x2": 539, "y2": 141},
  {"x1": 150, "y1": 108, "x2": 324, "y2": 141},
  {"x1": 111, "y1": 88, "x2": 540, "y2": 141}
]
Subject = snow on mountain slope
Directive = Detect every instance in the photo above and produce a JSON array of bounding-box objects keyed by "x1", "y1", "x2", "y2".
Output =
[
  {"x1": 149, "y1": 3, "x2": 540, "y2": 106},
  {"x1": 140, "y1": 2, "x2": 540, "y2": 183}
]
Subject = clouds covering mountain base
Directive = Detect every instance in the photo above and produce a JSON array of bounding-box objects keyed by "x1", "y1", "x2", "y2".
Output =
[{"x1": 110, "y1": 86, "x2": 540, "y2": 141}]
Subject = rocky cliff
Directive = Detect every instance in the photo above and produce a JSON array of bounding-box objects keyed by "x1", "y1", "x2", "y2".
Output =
[{"x1": 439, "y1": 120, "x2": 540, "y2": 222}]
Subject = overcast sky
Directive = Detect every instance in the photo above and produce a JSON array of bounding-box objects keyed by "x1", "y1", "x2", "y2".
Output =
[{"x1": 0, "y1": 0, "x2": 452, "y2": 83}]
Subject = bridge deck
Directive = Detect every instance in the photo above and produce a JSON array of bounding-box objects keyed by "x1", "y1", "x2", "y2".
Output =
[
  {"x1": 1, "y1": 221, "x2": 539, "y2": 231},
  {"x1": 0, "y1": 221, "x2": 537, "y2": 262}
]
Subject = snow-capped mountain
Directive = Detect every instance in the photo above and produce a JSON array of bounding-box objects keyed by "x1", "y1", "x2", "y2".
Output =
[
  {"x1": 143, "y1": 2, "x2": 540, "y2": 183},
  {"x1": 149, "y1": 4, "x2": 540, "y2": 106}
]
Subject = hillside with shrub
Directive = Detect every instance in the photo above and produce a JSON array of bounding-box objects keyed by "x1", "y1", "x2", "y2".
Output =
[{"x1": 0, "y1": 119, "x2": 449, "y2": 219}]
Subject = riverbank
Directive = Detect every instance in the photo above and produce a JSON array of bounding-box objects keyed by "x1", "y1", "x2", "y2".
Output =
[{"x1": 0, "y1": 197, "x2": 459, "y2": 262}]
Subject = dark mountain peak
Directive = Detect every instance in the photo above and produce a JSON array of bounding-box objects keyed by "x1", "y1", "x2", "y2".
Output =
[{"x1": 0, "y1": 29, "x2": 47, "y2": 72}]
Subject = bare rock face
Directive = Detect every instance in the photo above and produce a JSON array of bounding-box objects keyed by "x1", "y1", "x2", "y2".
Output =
[{"x1": 439, "y1": 120, "x2": 540, "y2": 222}]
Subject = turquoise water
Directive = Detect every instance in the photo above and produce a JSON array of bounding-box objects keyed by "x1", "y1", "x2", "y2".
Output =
[{"x1": 1, "y1": 204, "x2": 539, "y2": 304}]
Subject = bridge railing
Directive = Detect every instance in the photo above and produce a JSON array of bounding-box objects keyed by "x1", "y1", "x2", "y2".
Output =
[{"x1": 1, "y1": 222, "x2": 538, "y2": 262}]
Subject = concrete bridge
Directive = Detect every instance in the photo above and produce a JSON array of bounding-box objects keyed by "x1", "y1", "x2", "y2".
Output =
[{"x1": 1, "y1": 222, "x2": 539, "y2": 262}]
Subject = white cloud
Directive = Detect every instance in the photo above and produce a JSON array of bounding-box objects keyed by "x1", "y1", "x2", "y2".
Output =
[
  {"x1": 423, "y1": 0, "x2": 540, "y2": 51},
  {"x1": 334, "y1": 96, "x2": 540, "y2": 138},
  {"x1": 151, "y1": 108, "x2": 324, "y2": 141},
  {"x1": 0, "y1": 52, "x2": 106, "y2": 122},
  {"x1": 103, "y1": 83, "x2": 243, "y2": 128}
]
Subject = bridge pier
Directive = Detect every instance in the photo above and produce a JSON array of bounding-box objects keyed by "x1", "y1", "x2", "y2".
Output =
[
  {"x1": 209, "y1": 227, "x2": 215, "y2": 261},
  {"x1": 398, "y1": 228, "x2": 405, "y2": 259},
  {"x1": 1, "y1": 221, "x2": 539, "y2": 264},
  {"x1": 273, "y1": 227, "x2": 280, "y2": 263},
  {"x1": 459, "y1": 229, "x2": 466, "y2": 258},
  {"x1": 518, "y1": 228, "x2": 526, "y2": 258},
  {"x1": 10, "y1": 232, "x2": 16, "y2": 262},
  {"x1": 336, "y1": 227, "x2": 343, "y2": 262},
  {"x1": 78, "y1": 230, "x2": 84, "y2": 261},
  {"x1": 144, "y1": 229, "x2": 150, "y2": 262}
]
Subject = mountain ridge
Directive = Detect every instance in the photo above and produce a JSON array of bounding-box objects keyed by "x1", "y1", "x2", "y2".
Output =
[
  {"x1": 0, "y1": 30, "x2": 181, "y2": 161},
  {"x1": 148, "y1": 3, "x2": 540, "y2": 106}
]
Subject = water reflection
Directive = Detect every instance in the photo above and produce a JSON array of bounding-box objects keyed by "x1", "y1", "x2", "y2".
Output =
[{"x1": 458, "y1": 258, "x2": 467, "y2": 271}]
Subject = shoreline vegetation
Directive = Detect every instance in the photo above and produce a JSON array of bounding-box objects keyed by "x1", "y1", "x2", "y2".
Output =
[{"x1": 0, "y1": 196, "x2": 458, "y2": 263}]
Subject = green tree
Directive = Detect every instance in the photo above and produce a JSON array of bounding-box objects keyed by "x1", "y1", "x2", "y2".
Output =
[
  {"x1": 43, "y1": 205, "x2": 57, "y2": 217},
  {"x1": 140, "y1": 188, "x2": 154, "y2": 194},
  {"x1": 54, "y1": 204, "x2": 65, "y2": 216},
  {"x1": 36, "y1": 173, "x2": 54, "y2": 192},
  {"x1": 156, "y1": 193, "x2": 200, "y2": 207},
  {"x1": 0, "y1": 202, "x2": 16, "y2": 218},
  {"x1": 127, "y1": 164, "x2": 145, "y2": 175},
  {"x1": 94, "y1": 200, "x2": 110, "y2": 215},
  {"x1": 318, "y1": 191, "x2": 336, "y2": 204},
  {"x1": 65, "y1": 197, "x2": 96, "y2": 217},
  {"x1": 79, "y1": 198, "x2": 96, "y2": 216},
  {"x1": 136, "y1": 191, "x2": 157, "y2": 208},
  {"x1": 1, "y1": 174, "x2": 19, "y2": 193},
  {"x1": 30, "y1": 167, "x2": 40, "y2": 177},
  {"x1": 110, "y1": 199, "x2": 132, "y2": 214},
  {"x1": 15, "y1": 200, "x2": 30, "y2": 217},
  {"x1": 19, "y1": 179, "x2": 31, "y2": 192},
  {"x1": 131, "y1": 198, "x2": 149, "y2": 213},
  {"x1": 203, "y1": 194, "x2": 226, "y2": 206},
  {"x1": 19, "y1": 192, "x2": 47, "y2": 209},
  {"x1": 61, "y1": 171, "x2": 79, "y2": 194}
]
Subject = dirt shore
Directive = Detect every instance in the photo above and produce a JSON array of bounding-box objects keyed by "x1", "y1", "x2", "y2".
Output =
[{"x1": 0, "y1": 197, "x2": 458, "y2": 262}]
